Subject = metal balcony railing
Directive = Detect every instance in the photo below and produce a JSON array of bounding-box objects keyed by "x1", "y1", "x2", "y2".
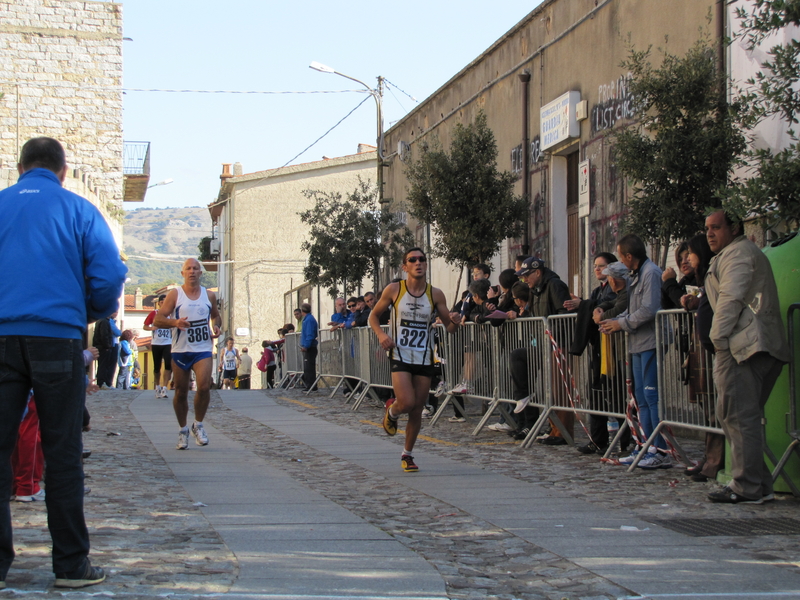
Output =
[{"x1": 123, "y1": 141, "x2": 150, "y2": 175}]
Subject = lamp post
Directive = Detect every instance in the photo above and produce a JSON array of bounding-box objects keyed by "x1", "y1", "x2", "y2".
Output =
[
  {"x1": 147, "y1": 178, "x2": 174, "y2": 189},
  {"x1": 309, "y1": 62, "x2": 387, "y2": 208}
]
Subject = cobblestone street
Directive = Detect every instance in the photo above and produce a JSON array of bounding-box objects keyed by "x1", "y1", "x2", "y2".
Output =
[{"x1": 4, "y1": 387, "x2": 800, "y2": 599}]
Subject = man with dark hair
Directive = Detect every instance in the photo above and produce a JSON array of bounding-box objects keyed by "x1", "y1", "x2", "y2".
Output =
[
  {"x1": 144, "y1": 294, "x2": 172, "y2": 398},
  {"x1": 293, "y1": 308, "x2": 303, "y2": 334},
  {"x1": 600, "y1": 233, "x2": 667, "y2": 468},
  {"x1": 218, "y1": 337, "x2": 240, "y2": 390},
  {"x1": 299, "y1": 303, "x2": 318, "y2": 391},
  {"x1": 369, "y1": 247, "x2": 460, "y2": 472},
  {"x1": 0, "y1": 137, "x2": 127, "y2": 588},
  {"x1": 704, "y1": 210, "x2": 789, "y2": 503},
  {"x1": 92, "y1": 312, "x2": 121, "y2": 388}
]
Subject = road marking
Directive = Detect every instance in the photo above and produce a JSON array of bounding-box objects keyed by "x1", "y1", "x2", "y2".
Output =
[
  {"x1": 360, "y1": 420, "x2": 459, "y2": 446},
  {"x1": 279, "y1": 396, "x2": 316, "y2": 409}
]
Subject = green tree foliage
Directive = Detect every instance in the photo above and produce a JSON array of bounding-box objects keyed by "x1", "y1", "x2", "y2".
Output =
[
  {"x1": 299, "y1": 179, "x2": 414, "y2": 299},
  {"x1": 613, "y1": 38, "x2": 747, "y2": 261},
  {"x1": 728, "y1": 0, "x2": 800, "y2": 229},
  {"x1": 404, "y1": 110, "x2": 527, "y2": 268}
]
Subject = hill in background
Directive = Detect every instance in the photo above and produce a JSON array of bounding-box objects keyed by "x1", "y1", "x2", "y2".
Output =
[{"x1": 123, "y1": 206, "x2": 216, "y2": 293}]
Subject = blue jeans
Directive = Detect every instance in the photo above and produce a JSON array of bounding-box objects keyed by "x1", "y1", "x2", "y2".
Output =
[
  {"x1": 116, "y1": 364, "x2": 131, "y2": 389},
  {"x1": 0, "y1": 336, "x2": 90, "y2": 577},
  {"x1": 632, "y1": 349, "x2": 664, "y2": 449}
]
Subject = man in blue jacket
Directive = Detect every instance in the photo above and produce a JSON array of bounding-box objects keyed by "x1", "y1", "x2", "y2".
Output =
[
  {"x1": 299, "y1": 303, "x2": 318, "y2": 391},
  {"x1": 0, "y1": 137, "x2": 127, "y2": 589}
]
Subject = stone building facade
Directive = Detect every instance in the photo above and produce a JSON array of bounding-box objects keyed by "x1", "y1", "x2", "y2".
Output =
[
  {"x1": 382, "y1": 0, "x2": 718, "y2": 300},
  {"x1": 209, "y1": 149, "x2": 378, "y2": 387},
  {"x1": 0, "y1": 0, "x2": 124, "y2": 220}
]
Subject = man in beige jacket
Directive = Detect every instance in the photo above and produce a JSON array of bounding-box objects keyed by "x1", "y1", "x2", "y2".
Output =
[{"x1": 704, "y1": 210, "x2": 790, "y2": 504}]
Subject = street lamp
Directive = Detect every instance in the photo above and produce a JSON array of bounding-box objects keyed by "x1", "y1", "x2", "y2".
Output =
[
  {"x1": 309, "y1": 62, "x2": 387, "y2": 207},
  {"x1": 147, "y1": 178, "x2": 174, "y2": 189}
]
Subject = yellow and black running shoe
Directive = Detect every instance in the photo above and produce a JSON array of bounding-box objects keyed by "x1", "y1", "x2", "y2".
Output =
[
  {"x1": 401, "y1": 455, "x2": 418, "y2": 472},
  {"x1": 383, "y1": 398, "x2": 398, "y2": 436}
]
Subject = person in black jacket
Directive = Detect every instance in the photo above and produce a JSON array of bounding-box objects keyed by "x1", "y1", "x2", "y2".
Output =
[
  {"x1": 92, "y1": 313, "x2": 120, "y2": 388},
  {"x1": 661, "y1": 241, "x2": 698, "y2": 309},
  {"x1": 508, "y1": 257, "x2": 572, "y2": 442}
]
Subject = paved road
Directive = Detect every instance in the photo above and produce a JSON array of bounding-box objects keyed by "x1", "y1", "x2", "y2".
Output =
[{"x1": 5, "y1": 387, "x2": 800, "y2": 599}]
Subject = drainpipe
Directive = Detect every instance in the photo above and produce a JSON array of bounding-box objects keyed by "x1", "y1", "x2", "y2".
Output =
[
  {"x1": 518, "y1": 70, "x2": 531, "y2": 256},
  {"x1": 715, "y1": 0, "x2": 725, "y2": 78}
]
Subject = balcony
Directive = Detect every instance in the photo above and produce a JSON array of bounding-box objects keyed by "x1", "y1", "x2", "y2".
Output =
[{"x1": 122, "y1": 141, "x2": 151, "y2": 202}]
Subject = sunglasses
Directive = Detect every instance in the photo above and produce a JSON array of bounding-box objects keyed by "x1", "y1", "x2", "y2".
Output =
[
  {"x1": 347, "y1": 304, "x2": 356, "y2": 309},
  {"x1": 406, "y1": 256, "x2": 427, "y2": 263}
]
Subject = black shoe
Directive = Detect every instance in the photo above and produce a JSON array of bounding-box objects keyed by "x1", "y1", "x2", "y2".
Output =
[
  {"x1": 538, "y1": 435, "x2": 568, "y2": 446},
  {"x1": 577, "y1": 442, "x2": 607, "y2": 455},
  {"x1": 684, "y1": 462, "x2": 705, "y2": 476},
  {"x1": 690, "y1": 473, "x2": 709, "y2": 482},
  {"x1": 512, "y1": 427, "x2": 530, "y2": 441},
  {"x1": 82, "y1": 450, "x2": 92, "y2": 459},
  {"x1": 708, "y1": 486, "x2": 763, "y2": 505},
  {"x1": 54, "y1": 560, "x2": 106, "y2": 588}
]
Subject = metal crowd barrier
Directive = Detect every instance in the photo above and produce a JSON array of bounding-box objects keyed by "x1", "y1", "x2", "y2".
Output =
[
  {"x1": 448, "y1": 318, "x2": 550, "y2": 437},
  {"x1": 272, "y1": 308, "x2": 800, "y2": 489},
  {"x1": 277, "y1": 333, "x2": 304, "y2": 388},
  {"x1": 312, "y1": 328, "x2": 344, "y2": 394},
  {"x1": 535, "y1": 314, "x2": 630, "y2": 454},
  {"x1": 351, "y1": 325, "x2": 393, "y2": 410},
  {"x1": 432, "y1": 322, "x2": 499, "y2": 425}
]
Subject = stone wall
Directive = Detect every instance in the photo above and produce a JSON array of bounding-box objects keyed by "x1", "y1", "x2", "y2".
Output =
[{"x1": 0, "y1": 0, "x2": 124, "y2": 207}]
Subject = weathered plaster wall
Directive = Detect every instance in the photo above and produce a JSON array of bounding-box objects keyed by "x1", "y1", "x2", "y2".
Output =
[
  {"x1": 216, "y1": 153, "x2": 377, "y2": 387},
  {"x1": 384, "y1": 0, "x2": 715, "y2": 299}
]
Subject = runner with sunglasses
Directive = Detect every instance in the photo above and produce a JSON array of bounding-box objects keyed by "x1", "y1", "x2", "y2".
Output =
[{"x1": 369, "y1": 247, "x2": 460, "y2": 472}]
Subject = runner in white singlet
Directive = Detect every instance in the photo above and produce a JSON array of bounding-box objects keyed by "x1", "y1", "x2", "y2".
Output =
[
  {"x1": 218, "y1": 337, "x2": 240, "y2": 389},
  {"x1": 369, "y1": 248, "x2": 460, "y2": 473},
  {"x1": 154, "y1": 259, "x2": 221, "y2": 450},
  {"x1": 388, "y1": 280, "x2": 435, "y2": 366},
  {"x1": 143, "y1": 294, "x2": 173, "y2": 398}
]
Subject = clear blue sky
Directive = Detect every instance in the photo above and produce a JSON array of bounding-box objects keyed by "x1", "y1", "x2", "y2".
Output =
[{"x1": 122, "y1": 1, "x2": 543, "y2": 209}]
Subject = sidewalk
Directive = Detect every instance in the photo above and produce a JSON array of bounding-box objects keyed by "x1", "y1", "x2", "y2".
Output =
[{"x1": 5, "y1": 387, "x2": 800, "y2": 599}]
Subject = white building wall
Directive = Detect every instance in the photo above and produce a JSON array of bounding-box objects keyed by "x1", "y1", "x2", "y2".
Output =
[{"x1": 216, "y1": 153, "x2": 377, "y2": 387}]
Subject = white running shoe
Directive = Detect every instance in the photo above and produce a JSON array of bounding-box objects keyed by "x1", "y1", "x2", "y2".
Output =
[
  {"x1": 433, "y1": 381, "x2": 447, "y2": 397},
  {"x1": 487, "y1": 422, "x2": 513, "y2": 432},
  {"x1": 160, "y1": 388, "x2": 169, "y2": 398},
  {"x1": 176, "y1": 429, "x2": 189, "y2": 450},
  {"x1": 637, "y1": 451, "x2": 673, "y2": 470},
  {"x1": 155, "y1": 386, "x2": 161, "y2": 398},
  {"x1": 449, "y1": 382, "x2": 469, "y2": 395},
  {"x1": 618, "y1": 446, "x2": 644, "y2": 465},
  {"x1": 421, "y1": 406, "x2": 434, "y2": 419},
  {"x1": 513, "y1": 395, "x2": 531, "y2": 414},
  {"x1": 191, "y1": 422, "x2": 209, "y2": 446},
  {"x1": 15, "y1": 489, "x2": 45, "y2": 502}
]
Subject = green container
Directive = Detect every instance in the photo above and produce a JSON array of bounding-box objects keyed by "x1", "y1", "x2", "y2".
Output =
[
  {"x1": 718, "y1": 233, "x2": 800, "y2": 492},
  {"x1": 761, "y1": 232, "x2": 800, "y2": 493}
]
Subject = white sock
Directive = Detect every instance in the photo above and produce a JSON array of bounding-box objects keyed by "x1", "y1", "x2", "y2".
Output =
[
  {"x1": 194, "y1": 421, "x2": 203, "y2": 428},
  {"x1": 180, "y1": 425, "x2": 189, "y2": 433},
  {"x1": 402, "y1": 450, "x2": 412, "y2": 458}
]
